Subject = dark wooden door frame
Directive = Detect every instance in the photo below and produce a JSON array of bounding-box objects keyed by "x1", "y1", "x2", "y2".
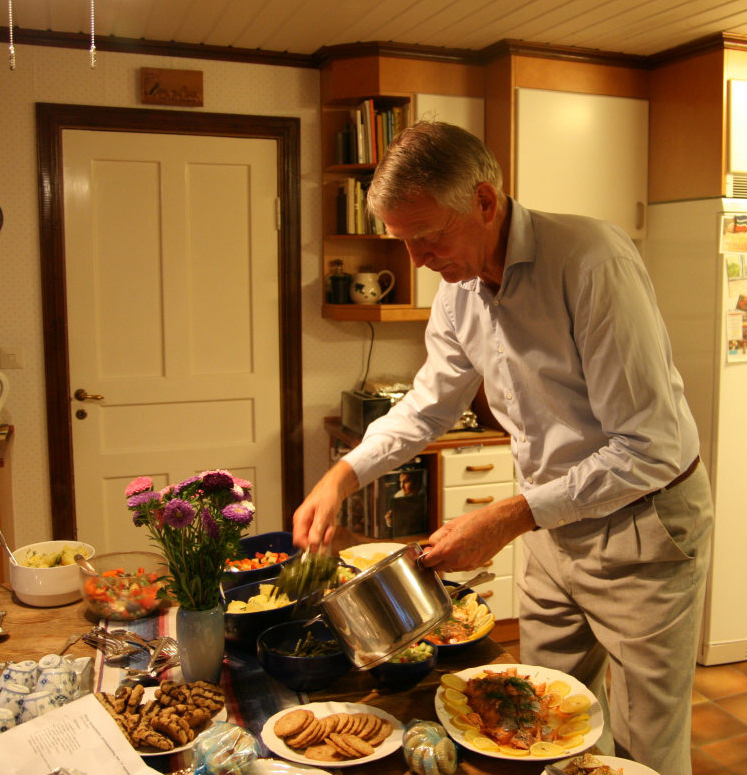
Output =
[{"x1": 35, "y1": 102, "x2": 303, "y2": 538}]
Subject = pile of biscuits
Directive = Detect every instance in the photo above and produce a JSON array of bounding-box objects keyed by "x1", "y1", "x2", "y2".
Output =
[
  {"x1": 95, "y1": 680, "x2": 225, "y2": 752},
  {"x1": 273, "y1": 707, "x2": 392, "y2": 762}
]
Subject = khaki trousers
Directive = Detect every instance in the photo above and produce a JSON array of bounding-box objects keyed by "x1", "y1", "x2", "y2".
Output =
[{"x1": 518, "y1": 463, "x2": 713, "y2": 775}]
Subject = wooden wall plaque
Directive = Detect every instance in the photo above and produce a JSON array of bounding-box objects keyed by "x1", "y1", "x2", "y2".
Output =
[{"x1": 140, "y1": 68, "x2": 204, "y2": 107}]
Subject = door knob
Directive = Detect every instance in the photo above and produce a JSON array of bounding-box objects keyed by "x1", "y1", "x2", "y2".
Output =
[{"x1": 74, "y1": 388, "x2": 104, "y2": 401}]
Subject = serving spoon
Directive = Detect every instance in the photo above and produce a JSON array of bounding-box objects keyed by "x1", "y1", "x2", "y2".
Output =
[{"x1": 0, "y1": 528, "x2": 18, "y2": 566}]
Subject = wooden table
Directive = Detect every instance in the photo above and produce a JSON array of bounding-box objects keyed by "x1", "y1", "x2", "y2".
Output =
[{"x1": 0, "y1": 583, "x2": 564, "y2": 775}]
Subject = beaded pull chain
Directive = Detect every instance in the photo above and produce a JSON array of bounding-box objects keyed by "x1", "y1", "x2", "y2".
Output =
[
  {"x1": 89, "y1": 0, "x2": 96, "y2": 68},
  {"x1": 8, "y1": 0, "x2": 15, "y2": 71}
]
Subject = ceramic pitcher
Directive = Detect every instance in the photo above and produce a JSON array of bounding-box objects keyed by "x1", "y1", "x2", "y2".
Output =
[{"x1": 350, "y1": 270, "x2": 396, "y2": 304}]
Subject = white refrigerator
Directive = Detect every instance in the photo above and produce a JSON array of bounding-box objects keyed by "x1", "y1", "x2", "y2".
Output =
[{"x1": 647, "y1": 197, "x2": 747, "y2": 665}]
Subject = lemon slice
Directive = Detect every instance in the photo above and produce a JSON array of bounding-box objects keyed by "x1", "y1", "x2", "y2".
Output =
[
  {"x1": 451, "y1": 713, "x2": 480, "y2": 731},
  {"x1": 442, "y1": 687, "x2": 469, "y2": 705},
  {"x1": 529, "y1": 741, "x2": 566, "y2": 757},
  {"x1": 559, "y1": 694, "x2": 591, "y2": 715},
  {"x1": 558, "y1": 733, "x2": 585, "y2": 749},
  {"x1": 557, "y1": 719, "x2": 592, "y2": 738},
  {"x1": 468, "y1": 618, "x2": 495, "y2": 640},
  {"x1": 547, "y1": 679, "x2": 571, "y2": 698},
  {"x1": 499, "y1": 745, "x2": 530, "y2": 756},
  {"x1": 543, "y1": 691, "x2": 563, "y2": 708},
  {"x1": 470, "y1": 734, "x2": 500, "y2": 752},
  {"x1": 568, "y1": 712, "x2": 590, "y2": 722},
  {"x1": 443, "y1": 699, "x2": 472, "y2": 717},
  {"x1": 440, "y1": 673, "x2": 468, "y2": 693}
]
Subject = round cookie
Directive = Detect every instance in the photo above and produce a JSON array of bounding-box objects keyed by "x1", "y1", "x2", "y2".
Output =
[{"x1": 273, "y1": 708, "x2": 313, "y2": 738}]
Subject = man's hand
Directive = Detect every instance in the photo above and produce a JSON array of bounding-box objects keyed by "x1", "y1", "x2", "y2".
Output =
[
  {"x1": 292, "y1": 461, "x2": 360, "y2": 551},
  {"x1": 420, "y1": 494, "x2": 537, "y2": 573}
]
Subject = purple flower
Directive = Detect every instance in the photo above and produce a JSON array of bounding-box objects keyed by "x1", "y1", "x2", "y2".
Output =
[
  {"x1": 163, "y1": 499, "x2": 196, "y2": 528},
  {"x1": 222, "y1": 502, "x2": 254, "y2": 525},
  {"x1": 201, "y1": 470, "x2": 234, "y2": 492},
  {"x1": 200, "y1": 508, "x2": 220, "y2": 539},
  {"x1": 127, "y1": 491, "x2": 160, "y2": 510},
  {"x1": 125, "y1": 476, "x2": 153, "y2": 498},
  {"x1": 173, "y1": 475, "x2": 201, "y2": 495}
]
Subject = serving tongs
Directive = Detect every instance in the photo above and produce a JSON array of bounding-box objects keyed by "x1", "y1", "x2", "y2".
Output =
[
  {"x1": 273, "y1": 545, "x2": 340, "y2": 614},
  {"x1": 445, "y1": 570, "x2": 495, "y2": 598}
]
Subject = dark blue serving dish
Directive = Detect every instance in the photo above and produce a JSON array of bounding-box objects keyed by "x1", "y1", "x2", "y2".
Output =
[{"x1": 221, "y1": 530, "x2": 297, "y2": 591}]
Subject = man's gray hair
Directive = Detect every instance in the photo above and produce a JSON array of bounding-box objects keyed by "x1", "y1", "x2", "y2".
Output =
[{"x1": 367, "y1": 121, "x2": 503, "y2": 218}]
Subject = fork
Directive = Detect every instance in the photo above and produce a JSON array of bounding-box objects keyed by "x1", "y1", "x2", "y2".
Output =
[{"x1": 82, "y1": 628, "x2": 143, "y2": 663}]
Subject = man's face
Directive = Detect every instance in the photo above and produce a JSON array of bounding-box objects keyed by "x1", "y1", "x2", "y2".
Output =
[
  {"x1": 380, "y1": 191, "x2": 493, "y2": 283},
  {"x1": 399, "y1": 474, "x2": 416, "y2": 495}
]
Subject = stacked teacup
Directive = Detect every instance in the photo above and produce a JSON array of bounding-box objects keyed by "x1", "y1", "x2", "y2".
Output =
[{"x1": 0, "y1": 655, "x2": 80, "y2": 729}]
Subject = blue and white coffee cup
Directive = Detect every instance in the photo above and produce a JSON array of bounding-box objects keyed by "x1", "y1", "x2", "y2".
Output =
[
  {"x1": 0, "y1": 682, "x2": 30, "y2": 720},
  {"x1": 2, "y1": 660, "x2": 38, "y2": 690},
  {"x1": 0, "y1": 707, "x2": 15, "y2": 732},
  {"x1": 19, "y1": 689, "x2": 58, "y2": 724},
  {"x1": 36, "y1": 664, "x2": 77, "y2": 704},
  {"x1": 38, "y1": 654, "x2": 64, "y2": 671}
]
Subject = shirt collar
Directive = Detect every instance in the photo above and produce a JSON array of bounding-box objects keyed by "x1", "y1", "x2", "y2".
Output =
[{"x1": 457, "y1": 196, "x2": 536, "y2": 294}]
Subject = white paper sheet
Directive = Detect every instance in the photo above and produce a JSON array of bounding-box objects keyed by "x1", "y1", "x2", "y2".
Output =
[{"x1": 0, "y1": 693, "x2": 159, "y2": 775}]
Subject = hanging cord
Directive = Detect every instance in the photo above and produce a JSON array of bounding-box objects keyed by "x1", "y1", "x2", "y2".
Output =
[
  {"x1": 89, "y1": 0, "x2": 96, "y2": 68},
  {"x1": 359, "y1": 322, "x2": 375, "y2": 391},
  {"x1": 8, "y1": 0, "x2": 15, "y2": 70}
]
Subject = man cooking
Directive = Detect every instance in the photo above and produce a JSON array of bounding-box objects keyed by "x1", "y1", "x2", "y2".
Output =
[{"x1": 293, "y1": 121, "x2": 713, "y2": 775}]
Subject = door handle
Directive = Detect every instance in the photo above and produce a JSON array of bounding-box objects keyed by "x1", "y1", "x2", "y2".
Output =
[
  {"x1": 466, "y1": 464, "x2": 494, "y2": 472},
  {"x1": 74, "y1": 388, "x2": 104, "y2": 401},
  {"x1": 466, "y1": 496, "x2": 494, "y2": 504}
]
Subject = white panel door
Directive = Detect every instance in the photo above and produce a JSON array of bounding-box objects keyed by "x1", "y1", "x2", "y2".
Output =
[
  {"x1": 63, "y1": 130, "x2": 282, "y2": 553},
  {"x1": 515, "y1": 88, "x2": 649, "y2": 240}
]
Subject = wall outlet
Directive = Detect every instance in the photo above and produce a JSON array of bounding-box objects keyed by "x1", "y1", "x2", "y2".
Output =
[{"x1": 0, "y1": 348, "x2": 23, "y2": 369}]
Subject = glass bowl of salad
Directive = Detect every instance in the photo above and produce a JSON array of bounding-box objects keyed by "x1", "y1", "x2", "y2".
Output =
[
  {"x1": 221, "y1": 531, "x2": 297, "y2": 591},
  {"x1": 370, "y1": 640, "x2": 438, "y2": 689},
  {"x1": 79, "y1": 551, "x2": 168, "y2": 620}
]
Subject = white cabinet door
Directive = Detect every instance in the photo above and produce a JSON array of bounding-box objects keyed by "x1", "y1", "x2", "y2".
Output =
[{"x1": 515, "y1": 88, "x2": 648, "y2": 240}]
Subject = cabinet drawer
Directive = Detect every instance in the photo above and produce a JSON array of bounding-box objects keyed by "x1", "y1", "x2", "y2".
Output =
[
  {"x1": 442, "y1": 481, "x2": 515, "y2": 522},
  {"x1": 444, "y1": 566, "x2": 515, "y2": 620},
  {"x1": 441, "y1": 446, "x2": 513, "y2": 487}
]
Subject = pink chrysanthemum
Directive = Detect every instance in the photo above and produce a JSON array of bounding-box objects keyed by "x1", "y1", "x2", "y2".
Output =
[{"x1": 125, "y1": 476, "x2": 153, "y2": 498}]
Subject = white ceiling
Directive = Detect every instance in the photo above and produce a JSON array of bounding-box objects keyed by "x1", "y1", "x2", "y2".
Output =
[{"x1": 8, "y1": 0, "x2": 747, "y2": 59}]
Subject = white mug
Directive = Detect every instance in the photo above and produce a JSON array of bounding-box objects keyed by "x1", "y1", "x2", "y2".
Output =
[{"x1": 350, "y1": 270, "x2": 396, "y2": 304}]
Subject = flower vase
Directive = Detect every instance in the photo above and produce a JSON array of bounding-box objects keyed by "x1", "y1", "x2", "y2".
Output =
[{"x1": 176, "y1": 605, "x2": 225, "y2": 684}]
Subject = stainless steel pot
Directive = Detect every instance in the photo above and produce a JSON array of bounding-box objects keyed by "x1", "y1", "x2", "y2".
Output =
[{"x1": 315, "y1": 542, "x2": 452, "y2": 670}]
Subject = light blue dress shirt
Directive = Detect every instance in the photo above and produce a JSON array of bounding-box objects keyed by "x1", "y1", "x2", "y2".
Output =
[{"x1": 344, "y1": 198, "x2": 699, "y2": 530}]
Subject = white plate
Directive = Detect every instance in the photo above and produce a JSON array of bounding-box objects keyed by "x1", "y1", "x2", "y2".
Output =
[
  {"x1": 262, "y1": 700, "x2": 403, "y2": 768},
  {"x1": 338, "y1": 542, "x2": 408, "y2": 570},
  {"x1": 250, "y1": 759, "x2": 334, "y2": 775},
  {"x1": 547, "y1": 755, "x2": 660, "y2": 774},
  {"x1": 137, "y1": 685, "x2": 228, "y2": 757},
  {"x1": 434, "y1": 663, "x2": 603, "y2": 762}
]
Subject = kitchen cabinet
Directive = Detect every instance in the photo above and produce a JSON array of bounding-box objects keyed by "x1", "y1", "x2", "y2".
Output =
[
  {"x1": 440, "y1": 444, "x2": 518, "y2": 621},
  {"x1": 324, "y1": 417, "x2": 519, "y2": 621},
  {"x1": 515, "y1": 87, "x2": 649, "y2": 240}
]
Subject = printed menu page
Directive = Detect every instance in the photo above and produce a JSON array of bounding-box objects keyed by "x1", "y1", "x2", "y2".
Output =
[{"x1": 0, "y1": 693, "x2": 158, "y2": 775}]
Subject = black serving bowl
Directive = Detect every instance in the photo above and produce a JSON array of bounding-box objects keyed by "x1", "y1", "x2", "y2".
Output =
[
  {"x1": 370, "y1": 640, "x2": 438, "y2": 689},
  {"x1": 257, "y1": 619, "x2": 353, "y2": 692},
  {"x1": 423, "y1": 580, "x2": 495, "y2": 655},
  {"x1": 223, "y1": 578, "x2": 301, "y2": 652},
  {"x1": 222, "y1": 531, "x2": 298, "y2": 591}
]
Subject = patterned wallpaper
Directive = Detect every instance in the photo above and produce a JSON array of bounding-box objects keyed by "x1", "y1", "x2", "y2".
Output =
[{"x1": 0, "y1": 44, "x2": 427, "y2": 547}]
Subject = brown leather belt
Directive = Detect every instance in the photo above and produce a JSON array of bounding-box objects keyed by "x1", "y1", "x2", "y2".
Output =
[{"x1": 630, "y1": 455, "x2": 700, "y2": 507}]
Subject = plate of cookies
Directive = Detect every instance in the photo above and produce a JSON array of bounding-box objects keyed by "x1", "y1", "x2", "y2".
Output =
[
  {"x1": 262, "y1": 701, "x2": 403, "y2": 767},
  {"x1": 94, "y1": 679, "x2": 228, "y2": 756}
]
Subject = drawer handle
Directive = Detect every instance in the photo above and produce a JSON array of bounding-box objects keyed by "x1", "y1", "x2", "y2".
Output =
[
  {"x1": 479, "y1": 590, "x2": 494, "y2": 599},
  {"x1": 466, "y1": 496, "x2": 494, "y2": 504},
  {"x1": 466, "y1": 464, "x2": 494, "y2": 472}
]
